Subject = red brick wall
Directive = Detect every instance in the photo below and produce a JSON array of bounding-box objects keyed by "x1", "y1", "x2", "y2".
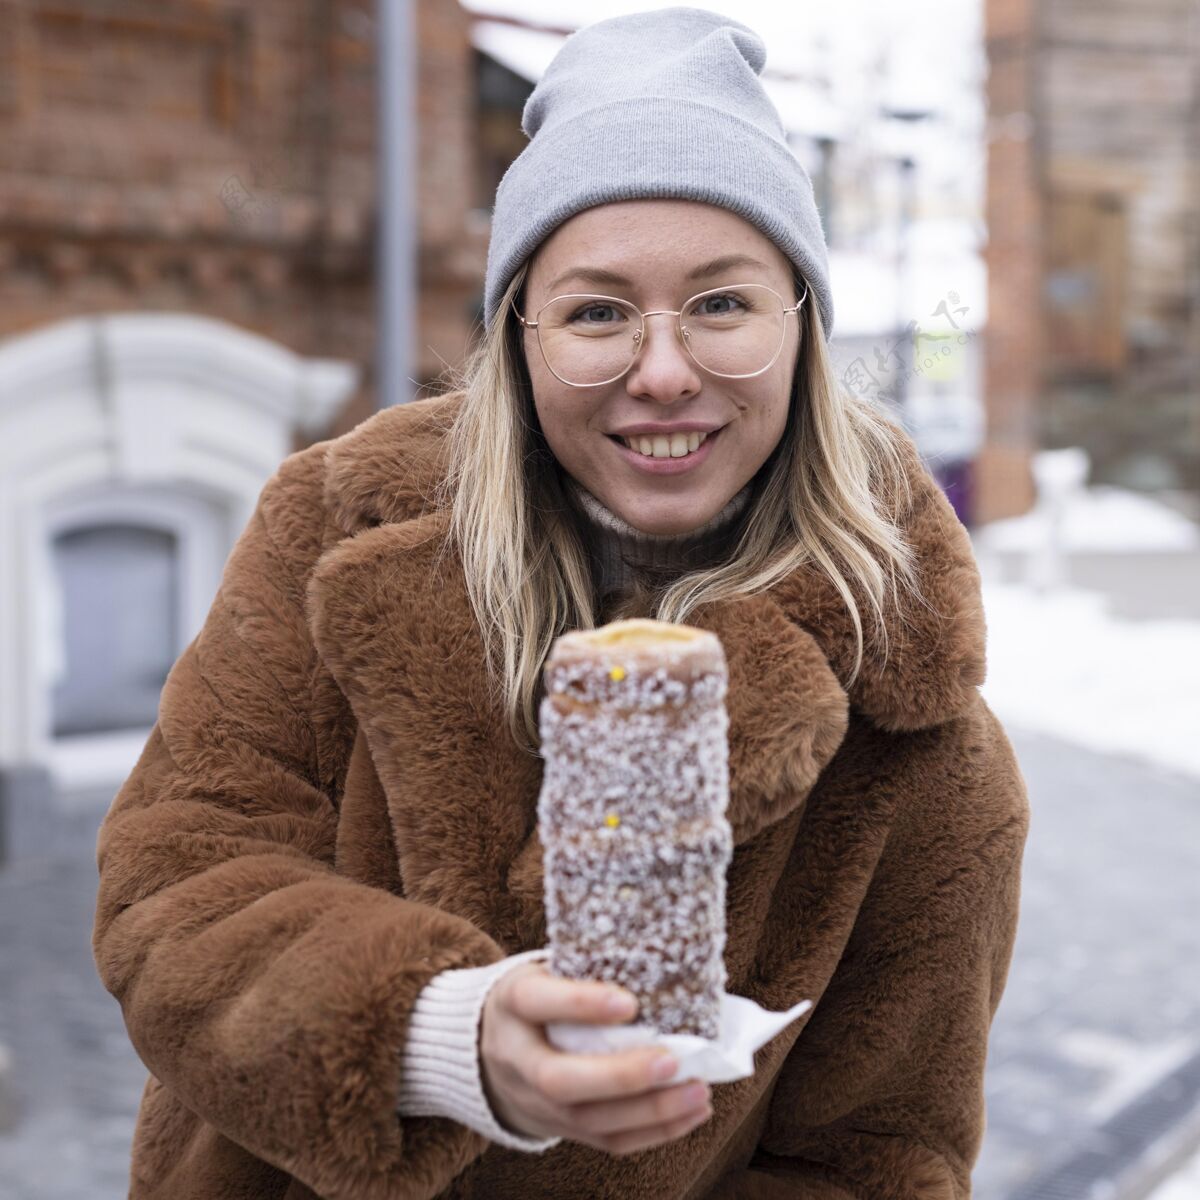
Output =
[
  {"x1": 981, "y1": 0, "x2": 1040, "y2": 521},
  {"x1": 983, "y1": 0, "x2": 1200, "y2": 511},
  {"x1": 0, "y1": 0, "x2": 489, "y2": 443}
]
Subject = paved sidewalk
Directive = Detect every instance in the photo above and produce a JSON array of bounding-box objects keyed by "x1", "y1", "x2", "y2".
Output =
[
  {"x1": 972, "y1": 729, "x2": 1200, "y2": 1200},
  {"x1": 0, "y1": 855, "x2": 145, "y2": 1198},
  {"x1": 967, "y1": 539, "x2": 1200, "y2": 1195}
]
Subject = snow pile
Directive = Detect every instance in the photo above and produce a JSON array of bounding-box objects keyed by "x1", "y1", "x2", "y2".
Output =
[
  {"x1": 472, "y1": 19, "x2": 565, "y2": 81},
  {"x1": 979, "y1": 582, "x2": 1200, "y2": 781},
  {"x1": 975, "y1": 486, "x2": 1200, "y2": 554}
]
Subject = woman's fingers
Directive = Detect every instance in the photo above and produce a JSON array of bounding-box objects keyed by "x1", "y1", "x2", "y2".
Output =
[
  {"x1": 485, "y1": 959, "x2": 715, "y2": 1153},
  {"x1": 501, "y1": 967, "x2": 685, "y2": 1106},
  {"x1": 568, "y1": 1078, "x2": 711, "y2": 1137},
  {"x1": 528, "y1": 1042, "x2": 680, "y2": 1106},
  {"x1": 595, "y1": 1104, "x2": 714, "y2": 1157},
  {"x1": 507, "y1": 964, "x2": 639, "y2": 1025}
]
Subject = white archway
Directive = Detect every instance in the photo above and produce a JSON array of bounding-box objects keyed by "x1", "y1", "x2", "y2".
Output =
[{"x1": 0, "y1": 312, "x2": 358, "y2": 793}]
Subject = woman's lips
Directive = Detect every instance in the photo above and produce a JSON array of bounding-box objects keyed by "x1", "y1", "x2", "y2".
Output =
[{"x1": 608, "y1": 426, "x2": 722, "y2": 475}]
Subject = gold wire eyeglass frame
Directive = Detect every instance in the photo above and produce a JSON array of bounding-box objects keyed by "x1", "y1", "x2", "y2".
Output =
[{"x1": 511, "y1": 279, "x2": 809, "y2": 388}]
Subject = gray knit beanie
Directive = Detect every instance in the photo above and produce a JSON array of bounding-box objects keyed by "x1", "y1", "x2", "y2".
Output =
[{"x1": 482, "y1": 6, "x2": 834, "y2": 342}]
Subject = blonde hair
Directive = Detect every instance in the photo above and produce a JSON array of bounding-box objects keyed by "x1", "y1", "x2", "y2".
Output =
[{"x1": 431, "y1": 260, "x2": 925, "y2": 754}]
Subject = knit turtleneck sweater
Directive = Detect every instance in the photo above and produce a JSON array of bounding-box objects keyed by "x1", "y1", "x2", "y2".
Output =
[{"x1": 561, "y1": 474, "x2": 754, "y2": 595}]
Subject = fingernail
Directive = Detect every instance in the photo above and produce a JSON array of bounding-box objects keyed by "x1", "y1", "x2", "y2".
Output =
[
  {"x1": 651, "y1": 1054, "x2": 678, "y2": 1081},
  {"x1": 605, "y1": 991, "x2": 635, "y2": 1016}
]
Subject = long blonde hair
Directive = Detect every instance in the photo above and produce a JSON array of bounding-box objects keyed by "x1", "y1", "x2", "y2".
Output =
[{"x1": 431, "y1": 260, "x2": 925, "y2": 754}]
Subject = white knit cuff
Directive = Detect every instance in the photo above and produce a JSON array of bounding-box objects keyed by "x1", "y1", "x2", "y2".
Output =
[{"x1": 396, "y1": 947, "x2": 563, "y2": 1154}]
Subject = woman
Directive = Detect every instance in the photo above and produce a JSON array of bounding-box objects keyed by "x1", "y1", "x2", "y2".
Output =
[{"x1": 93, "y1": 8, "x2": 1029, "y2": 1199}]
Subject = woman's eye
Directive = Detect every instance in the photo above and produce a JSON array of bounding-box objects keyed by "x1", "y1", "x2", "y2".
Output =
[
  {"x1": 696, "y1": 292, "x2": 745, "y2": 316},
  {"x1": 571, "y1": 304, "x2": 622, "y2": 324}
]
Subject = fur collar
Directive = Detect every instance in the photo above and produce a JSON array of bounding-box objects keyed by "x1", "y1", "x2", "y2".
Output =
[{"x1": 305, "y1": 392, "x2": 986, "y2": 925}]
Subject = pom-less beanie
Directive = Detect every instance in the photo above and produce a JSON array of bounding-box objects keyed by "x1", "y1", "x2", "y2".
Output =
[{"x1": 482, "y1": 5, "x2": 835, "y2": 341}]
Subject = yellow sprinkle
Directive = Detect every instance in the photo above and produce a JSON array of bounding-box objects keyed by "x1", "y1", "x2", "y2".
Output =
[
  {"x1": 609, "y1": 665, "x2": 626, "y2": 681},
  {"x1": 605, "y1": 813, "x2": 621, "y2": 828}
]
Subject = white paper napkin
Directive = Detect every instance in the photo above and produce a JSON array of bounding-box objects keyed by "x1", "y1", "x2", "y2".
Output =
[{"x1": 545, "y1": 990, "x2": 813, "y2": 1086}]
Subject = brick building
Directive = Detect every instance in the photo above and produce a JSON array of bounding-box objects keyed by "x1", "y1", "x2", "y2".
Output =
[
  {"x1": 0, "y1": 0, "x2": 492, "y2": 436},
  {"x1": 981, "y1": 0, "x2": 1200, "y2": 521},
  {"x1": 0, "y1": 0, "x2": 494, "y2": 823}
]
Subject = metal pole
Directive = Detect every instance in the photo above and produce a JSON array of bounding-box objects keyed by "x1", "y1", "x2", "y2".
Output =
[
  {"x1": 377, "y1": 0, "x2": 417, "y2": 409},
  {"x1": 895, "y1": 154, "x2": 916, "y2": 417}
]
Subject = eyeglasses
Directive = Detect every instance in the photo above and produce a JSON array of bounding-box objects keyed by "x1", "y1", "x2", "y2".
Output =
[{"x1": 511, "y1": 280, "x2": 808, "y2": 388}]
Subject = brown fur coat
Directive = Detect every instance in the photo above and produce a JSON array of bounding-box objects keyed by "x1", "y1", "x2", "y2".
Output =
[{"x1": 93, "y1": 390, "x2": 1029, "y2": 1199}]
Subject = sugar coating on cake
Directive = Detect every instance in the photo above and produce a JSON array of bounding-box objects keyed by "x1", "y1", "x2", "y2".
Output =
[{"x1": 537, "y1": 618, "x2": 733, "y2": 1038}]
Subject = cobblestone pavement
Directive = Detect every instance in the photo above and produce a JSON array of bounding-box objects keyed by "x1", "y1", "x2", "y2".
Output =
[
  {"x1": 0, "y1": 853, "x2": 146, "y2": 1199},
  {"x1": 1, "y1": 725, "x2": 1198, "y2": 1199},
  {"x1": 972, "y1": 729, "x2": 1200, "y2": 1198}
]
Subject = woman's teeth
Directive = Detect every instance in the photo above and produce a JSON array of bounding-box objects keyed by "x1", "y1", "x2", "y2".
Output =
[{"x1": 620, "y1": 431, "x2": 710, "y2": 458}]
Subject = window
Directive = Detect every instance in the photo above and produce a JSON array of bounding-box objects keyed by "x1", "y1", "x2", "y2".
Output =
[{"x1": 49, "y1": 524, "x2": 179, "y2": 737}]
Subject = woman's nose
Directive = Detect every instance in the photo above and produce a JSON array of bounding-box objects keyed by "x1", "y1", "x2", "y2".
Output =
[{"x1": 624, "y1": 313, "x2": 701, "y2": 398}]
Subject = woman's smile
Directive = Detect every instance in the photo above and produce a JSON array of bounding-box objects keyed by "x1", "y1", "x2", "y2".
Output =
[{"x1": 606, "y1": 425, "x2": 724, "y2": 475}]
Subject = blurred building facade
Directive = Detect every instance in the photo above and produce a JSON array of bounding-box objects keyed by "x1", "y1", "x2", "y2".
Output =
[
  {"x1": 982, "y1": 0, "x2": 1200, "y2": 521},
  {"x1": 0, "y1": 0, "x2": 994, "y2": 823},
  {"x1": 13, "y1": 0, "x2": 1190, "y2": 824},
  {"x1": 0, "y1": 0, "x2": 497, "y2": 426},
  {"x1": 0, "y1": 0, "x2": 490, "y2": 818}
]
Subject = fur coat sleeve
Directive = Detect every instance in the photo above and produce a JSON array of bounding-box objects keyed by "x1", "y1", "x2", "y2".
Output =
[{"x1": 91, "y1": 453, "x2": 511, "y2": 1200}]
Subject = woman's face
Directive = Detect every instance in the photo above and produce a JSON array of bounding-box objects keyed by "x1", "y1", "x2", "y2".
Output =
[{"x1": 522, "y1": 199, "x2": 803, "y2": 536}]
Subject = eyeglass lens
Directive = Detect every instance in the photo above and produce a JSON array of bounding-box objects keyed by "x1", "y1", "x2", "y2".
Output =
[{"x1": 535, "y1": 284, "x2": 788, "y2": 386}]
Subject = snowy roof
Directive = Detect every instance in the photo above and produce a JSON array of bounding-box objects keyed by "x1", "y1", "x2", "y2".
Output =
[
  {"x1": 471, "y1": 19, "x2": 565, "y2": 83},
  {"x1": 469, "y1": 18, "x2": 847, "y2": 141},
  {"x1": 460, "y1": 0, "x2": 983, "y2": 116}
]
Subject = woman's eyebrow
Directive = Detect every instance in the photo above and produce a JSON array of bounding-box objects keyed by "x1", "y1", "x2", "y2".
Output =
[{"x1": 547, "y1": 253, "x2": 772, "y2": 293}]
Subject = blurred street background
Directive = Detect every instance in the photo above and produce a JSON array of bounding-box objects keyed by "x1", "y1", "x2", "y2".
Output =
[{"x1": 1, "y1": 1, "x2": 1198, "y2": 1198}]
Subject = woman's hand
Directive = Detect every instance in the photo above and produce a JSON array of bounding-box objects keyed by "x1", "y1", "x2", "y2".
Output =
[{"x1": 480, "y1": 960, "x2": 713, "y2": 1156}]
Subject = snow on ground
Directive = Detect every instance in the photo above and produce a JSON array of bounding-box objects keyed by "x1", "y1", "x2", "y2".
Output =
[
  {"x1": 974, "y1": 486, "x2": 1200, "y2": 781},
  {"x1": 978, "y1": 581, "x2": 1200, "y2": 782},
  {"x1": 975, "y1": 485, "x2": 1200, "y2": 554}
]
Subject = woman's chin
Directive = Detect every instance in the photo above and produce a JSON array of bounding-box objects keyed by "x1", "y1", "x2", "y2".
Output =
[{"x1": 617, "y1": 500, "x2": 718, "y2": 537}]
